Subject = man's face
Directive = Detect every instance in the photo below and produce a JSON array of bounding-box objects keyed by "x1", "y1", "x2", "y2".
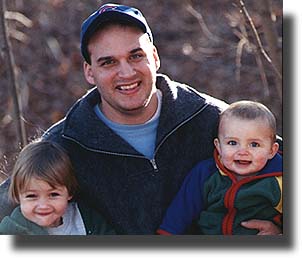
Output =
[{"x1": 84, "y1": 25, "x2": 160, "y2": 124}]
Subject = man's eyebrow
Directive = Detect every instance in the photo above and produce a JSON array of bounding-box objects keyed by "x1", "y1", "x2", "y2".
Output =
[
  {"x1": 96, "y1": 56, "x2": 113, "y2": 64},
  {"x1": 130, "y1": 47, "x2": 143, "y2": 54},
  {"x1": 96, "y1": 48, "x2": 143, "y2": 63}
]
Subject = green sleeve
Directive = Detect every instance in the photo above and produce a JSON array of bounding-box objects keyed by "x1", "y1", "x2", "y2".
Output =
[{"x1": 0, "y1": 206, "x2": 47, "y2": 235}]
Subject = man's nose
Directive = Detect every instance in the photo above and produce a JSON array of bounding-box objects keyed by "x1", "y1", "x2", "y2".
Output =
[{"x1": 118, "y1": 61, "x2": 136, "y2": 78}]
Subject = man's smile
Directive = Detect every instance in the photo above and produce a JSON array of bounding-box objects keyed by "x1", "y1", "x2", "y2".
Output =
[{"x1": 116, "y1": 82, "x2": 140, "y2": 91}]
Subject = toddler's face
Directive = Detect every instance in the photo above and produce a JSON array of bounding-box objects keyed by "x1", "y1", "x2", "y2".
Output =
[
  {"x1": 19, "y1": 177, "x2": 72, "y2": 228},
  {"x1": 214, "y1": 117, "x2": 279, "y2": 178}
]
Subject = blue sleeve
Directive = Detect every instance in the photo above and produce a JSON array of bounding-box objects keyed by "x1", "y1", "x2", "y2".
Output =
[{"x1": 159, "y1": 159, "x2": 215, "y2": 234}]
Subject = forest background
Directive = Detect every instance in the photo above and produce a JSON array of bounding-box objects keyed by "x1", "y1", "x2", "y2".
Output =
[{"x1": 0, "y1": 0, "x2": 282, "y2": 183}]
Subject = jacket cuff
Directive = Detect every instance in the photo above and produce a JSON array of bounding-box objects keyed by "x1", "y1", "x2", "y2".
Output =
[{"x1": 156, "y1": 228, "x2": 173, "y2": 235}]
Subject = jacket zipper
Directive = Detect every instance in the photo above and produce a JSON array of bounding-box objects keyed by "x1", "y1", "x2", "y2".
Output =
[
  {"x1": 222, "y1": 182, "x2": 239, "y2": 235},
  {"x1": 149, "y1": 103, "x2": 209, "y2": 172},
  {"x1": 153, "y1": 103, "x2": 209, "y2": 157},
  {"x1": 63, "y1": 134, "x2": 159, "y2": 171},
  {"x1": 222, "y1": 172, "x2": 283, "y2": 235},
  {"x1": 62, "y1": 103, "x2": 209, "y2": 173},
  {"x1": 150, "y1": 158, "x2": 158, "y2": 172}
]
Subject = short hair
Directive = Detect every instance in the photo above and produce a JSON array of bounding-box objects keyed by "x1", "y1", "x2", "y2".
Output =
[
  {"x1": 219, "y1": 100, "x2": 277, "y2": 141},
  {"x1": 9, "y1": 140, "x2": 78, "y2": 203}
]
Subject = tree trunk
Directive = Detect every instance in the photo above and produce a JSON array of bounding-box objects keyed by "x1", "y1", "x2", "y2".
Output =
[
  {"x1": 0, "y1": 0, "x2": 27, "y2": 148},
  {"x1": 255, "y1": 0, "x2": 282, "y2": 102}
]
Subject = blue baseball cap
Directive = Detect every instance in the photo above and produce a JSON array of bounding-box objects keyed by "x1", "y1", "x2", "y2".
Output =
[{"x1": 80, "y1": 3, "x2": 153, "y2": 64}]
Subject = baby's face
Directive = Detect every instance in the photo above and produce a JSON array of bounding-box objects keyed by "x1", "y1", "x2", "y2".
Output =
[
  {"x1": 19, "y1": 177, "x2": 72, "y2": 228},
  {"x1": 214, "y1": 117, "x2": 279, "y2": 178}
]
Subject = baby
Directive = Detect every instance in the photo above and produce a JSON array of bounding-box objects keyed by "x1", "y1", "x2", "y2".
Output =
[{"x1": 157, "y1": 100, "x2": 282, "y2": 235}]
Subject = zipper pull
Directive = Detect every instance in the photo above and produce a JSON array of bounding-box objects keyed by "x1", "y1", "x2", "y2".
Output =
[{"x1": 150, "y1": 158, "x2": 159, "y2": 172}]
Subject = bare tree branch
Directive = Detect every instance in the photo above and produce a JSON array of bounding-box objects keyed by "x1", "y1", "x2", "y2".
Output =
[
  {"x1": 0, "y1": 0, "x2": 27, "y2": 148},
  {"x1": 235, "y1": 37, "x2": 246, "y2": 83},
  {"x1": 185, "y1": 1, "x2": 221, "y2": 43},
  {"x1": 254, "y1": 0, "x2": 282, "y2": 102},
  {"x1": 233, "y1": 29, "x2": 270, "y2": 97},
  {"x1": 5, "y1": 11, "x2": 33, "y2": 27},
  {"x1": 254, "y1": 50, "x2": 270, "y2": 97},
  {"x1": 236, "y1": 0, "x2": 282, "y2": 81}
]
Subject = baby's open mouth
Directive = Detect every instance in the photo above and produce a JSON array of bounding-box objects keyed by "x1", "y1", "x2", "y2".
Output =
[{"x1": 235, "y1": 160, "x2": 252, "y2": 165}]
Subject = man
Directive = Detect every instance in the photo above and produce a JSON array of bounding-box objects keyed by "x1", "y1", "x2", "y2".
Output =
[{"x1": 0, "y1": 4, "x2": 281, "y2": 235}]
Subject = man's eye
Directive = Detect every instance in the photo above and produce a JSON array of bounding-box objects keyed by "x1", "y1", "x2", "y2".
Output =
[
  {"x1": 227, "y1": 140, "x2": 237, "y2": 146},
  {"x1": 101, "y1": 59, "x2": 115, "y2": 66},
  {"x1": 251, "y1": 142, "x2": 260, "y2": 147},
  {"x1": 130, "y1": 53, "x2": 143, "y2": 60}
]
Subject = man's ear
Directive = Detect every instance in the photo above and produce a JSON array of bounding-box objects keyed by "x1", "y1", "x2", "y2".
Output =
[
  {"x1": 153, "y1": 46, "x2": 160, "y2": 71},
  {"x1": 269, "y1": 142, "x2": 280, "y2": 159},
  {"x1": 83, "y1": 62, "x2": 95, "y2": 85}
]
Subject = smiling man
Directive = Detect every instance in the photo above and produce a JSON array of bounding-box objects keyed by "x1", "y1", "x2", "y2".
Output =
[{"x1": 84, "y1": 23, "x2": 160, "y2": 124}]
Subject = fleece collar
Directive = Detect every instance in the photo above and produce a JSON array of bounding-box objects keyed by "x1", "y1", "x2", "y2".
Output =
[{"x1": 61, "y1": 74, "x2": 213, "y2": 155}]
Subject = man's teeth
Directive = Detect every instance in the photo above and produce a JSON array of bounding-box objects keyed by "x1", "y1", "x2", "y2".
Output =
[{"x1": 119, "y1": 83, "x2": 138, "y2": 90}]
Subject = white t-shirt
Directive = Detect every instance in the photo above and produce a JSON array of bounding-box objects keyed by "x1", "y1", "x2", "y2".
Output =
[{"x1": 46, "y1": 202, "x2": 86, "y2": 235}]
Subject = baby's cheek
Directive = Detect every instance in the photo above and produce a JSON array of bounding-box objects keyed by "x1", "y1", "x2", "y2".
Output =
[{"x1": 255, "y1": 155, "x2": 269, "y2": 167}]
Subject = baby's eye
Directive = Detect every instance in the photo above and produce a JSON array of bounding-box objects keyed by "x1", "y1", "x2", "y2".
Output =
[
  {"x1": 250, "y1": 142, "x2": 260, "y2": 147},
  {"x1": 227, "y1": 140, "x2": 237, "y2": 146}
]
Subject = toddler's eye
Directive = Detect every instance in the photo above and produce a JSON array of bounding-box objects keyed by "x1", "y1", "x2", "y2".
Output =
[
  {"x1": 50, "y1": 192, "x2": 60, "y2": 197},
  {"x1": 25, "y1": 194, "x2": 37, "y2": 199}
]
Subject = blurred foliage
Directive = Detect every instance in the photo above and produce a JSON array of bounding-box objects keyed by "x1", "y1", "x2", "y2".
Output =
[{"x1": 0, "y1": 0, "x2": 282, "y2": 181}]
